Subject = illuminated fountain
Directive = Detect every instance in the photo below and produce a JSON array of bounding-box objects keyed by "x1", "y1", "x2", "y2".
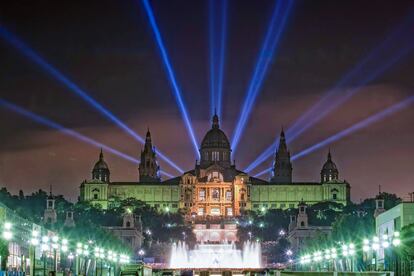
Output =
[{"x1": 169, "y1": 241, "x2": 261, "y2": 269}]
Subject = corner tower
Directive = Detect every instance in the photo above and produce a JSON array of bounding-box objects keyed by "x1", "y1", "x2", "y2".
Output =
[
  {"x1": 321, "y1": 150, "x2": 339, "y2": 183},
  {"x1": 199, "y1": 114, "x2": 231, "y2": 169},
  {"x1": 92, "y1": 149, "x2": 110, "y2": 183},
  {"x1": 139, "y1": 129, "x2": 161, "y2": 182},
  {"x1": 271, "y1": 129, "x2": 292, "y2": 183}
]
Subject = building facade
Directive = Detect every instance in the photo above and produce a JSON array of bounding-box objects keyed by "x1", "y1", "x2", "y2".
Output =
[
  {"x1": 287, "y1": 201, "x2": 332, "y2": 254},
  {"x1": 80, "y1": 115, "x2": 350, "y2": 216}
]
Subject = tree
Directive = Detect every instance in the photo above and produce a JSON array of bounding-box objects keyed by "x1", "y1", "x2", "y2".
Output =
[
  {"x1": 0, "y1": 238, "x2": 9, "y2": 270},
  {"x1": 396, "y1": 223, "x2": 414, "y2": 260}
]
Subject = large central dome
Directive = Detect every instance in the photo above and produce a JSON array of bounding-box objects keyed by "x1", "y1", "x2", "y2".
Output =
[
  {"x1": 201, "y1": 114, "x2": 230, "y2": 150},
  {"x1": 199, "y1": 114, "x2": 232, "y2": 169}
]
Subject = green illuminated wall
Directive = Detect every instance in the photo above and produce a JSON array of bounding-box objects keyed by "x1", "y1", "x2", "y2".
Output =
[{"x1": 249, "y1": 181, "x2": 349, "y2": 211}]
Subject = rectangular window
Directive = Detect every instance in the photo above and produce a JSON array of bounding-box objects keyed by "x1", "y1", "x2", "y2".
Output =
[
  {"x1": 227, "y1": 208, "x2": 233, "y2": 216},
  {"x1": 271, "y1": 204, "x2": 277, "y2": 208},
  {"x1": 226, "y1": 190, "x2": 232, "y2": 201},
  {"x1": 211, "y1": 207, "x2": 220, "y2": 216},
  {"x1": 172, "y1": 204, "x2": 178, "y2": 208},
  {"x1": 280, "y1": 203, "x2": 286, "y2": 208},
  {"x1": 289, "y1": 204, "x2": 294, "y2": 208},
  {"x1": 212, "y1": 188, "x2": 220, "y2": 200},
  {"x1": 199, "y1": 189, "x2": 206, "y2": 201},
  {"x1": 253, "y1": 204, "x2": 259, "y2": 208},
  {"x1": 212, "y1": 151, "x2": 220, "y2": 161},
  {"x1": 198, "y1": 208, "x2": 204, "y2": 216}
]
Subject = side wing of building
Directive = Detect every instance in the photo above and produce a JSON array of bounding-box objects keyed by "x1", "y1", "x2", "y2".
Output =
[{"x1": 249, "y1": 178, "x2": 350, "y2": 211}]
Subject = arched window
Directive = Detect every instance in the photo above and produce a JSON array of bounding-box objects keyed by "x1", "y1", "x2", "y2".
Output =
[
  {"x1": 301, "y1": 221, "x2": 305, "y2": 227},
  {"x1": 212, "y1": 189, "x2": 220, "y2": 200},
  {"x1": 126, "y1": 221, "x2": 131, "y2": 228},
  {"x1": 208, "y1": 171, "x2": 223, "y2": 182},
  {"x1": 211, "y1": 151, "x2": 220, "y2": 161}
]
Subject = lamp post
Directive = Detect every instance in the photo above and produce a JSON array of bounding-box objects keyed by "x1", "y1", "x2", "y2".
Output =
[
  {"x1": 82, "y1": 244, "x2": 90, "y2": 275},
  {"x1": 75, "y1": 242, "x2": 83, "y2": 276},
  {"x1": 2, "y1": 222, "x2": 13, "y2": 241},
  {"x1": 68, "y1": 253, "x2": 74, "y2": 273},
  {"x1": 286, "y1": 249, "x2": 293, "y2": 269},
  {"x1": 51, "y1": 235, "x2": 59, "y2": 273},
  {"x1": 1, "y1": 222, "x2": 12, "y2": 270},
  {"x1": 60, "y1": 238, "x2": 68, "y2": 273},
  {"x1": 41, "y1": 236, "x2": 50, "y2": 276},
  {"x1": 138, "y1": 249, "x2": 145, "y2": 262},
  {"x1": 94, "y1": 247, "x2": 105, "y2": 276},
  {"x1": 30, "y1": 230, "x2": 40, "y2": 276}
]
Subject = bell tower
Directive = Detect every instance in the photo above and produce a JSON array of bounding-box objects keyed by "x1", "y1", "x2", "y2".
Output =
[
  {"x1": 271, "y1": 129, "x2": 292, "y2": 183},
  {"x1": 139, "y1": 129, "x2": 161, "y2": 182},
  {"x1": 43, "y1": 186, "x2": 57, "y2": 225},
  {"x1": 297, "y1": 201, "x2": 308, "y2": 228}
]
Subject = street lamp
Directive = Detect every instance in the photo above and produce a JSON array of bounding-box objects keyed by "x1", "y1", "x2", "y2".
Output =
[
  {"x1": 2, "y1": 222, "x2": 13, "y2": 240},
  {"x1": 30, "y1": 230, "x2": 40, "y2": 275},
  {"x1": 138, "y1": 249, "x2": 145, "y2": 261},
  {"x1": 94, "y1": 247, "x2": 105, "y2": 276},
  {"x1": 68, "y1": 252, "x2": 74, "y2": 273},
  {"x1": 51, "y1": 235, "x2": 59, "y2": 272},
  {"x1": 41, "y1": 236, "x2": 50, "y2": 276}
]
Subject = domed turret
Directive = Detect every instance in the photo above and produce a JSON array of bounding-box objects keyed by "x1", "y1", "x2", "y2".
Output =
[
  {"x1": 92, "y1": 149, "x2": 110, "y2": 182},
  {"x1": 321, "y1": 150, "x2": 339, "y2": 183},
  {"x1": 199, "y1": 114, "x2": 231, "y2": 169}
]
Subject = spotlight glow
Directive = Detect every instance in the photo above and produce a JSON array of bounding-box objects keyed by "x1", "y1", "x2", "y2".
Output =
[
  {"x1": 245, "y1": 139, "x2": 279, "y2": 172},
  {"x1": 245, "y1": 14, "x2": 414, "y2": 172},
  {"x1": 254, "y1": 95, "x2": 414, "y2": 177},
  {"x1": 0, "y1": 99, "x2": 173, "y2": 178},
  {"x1": 141, "y1": 0, "x2": 199, "y2": 159},
  {"x1": 209, "y1": 0, "x2": 217, "y2": 118},
  {"x1": 291, "y1": 95, "x2": 414, "y2": 161},
  {"x1": 209, "y1": 0, "x2": 228, "y2": 118},
  {"x1": 231, "y1": 0, "x2": 293, "y2": 155},
  {"x1": 287, "y1": 14, "x2": 414, "y2": 144},
  {"x1": 0, "y1": 25, "x2": 183, "y2": 174}
]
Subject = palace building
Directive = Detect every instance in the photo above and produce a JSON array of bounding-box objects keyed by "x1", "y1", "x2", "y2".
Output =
[{"x1": 80, "y1": 114, "x2": 350, "y2": 216}]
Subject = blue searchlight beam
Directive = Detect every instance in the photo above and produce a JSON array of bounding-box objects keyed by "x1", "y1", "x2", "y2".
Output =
[
  {"x1": 209, "y1": 0, "x2": 216, "y2": 118},
  {"x1": 231, "y1": 0, "x2": 293, "y2": 155},
  {"x1": 254, "y1": 95, "x2": 414, "y2": 178},
  {"x1": 209, "y1": 0, "x2": 228, "y2": 118},
  {"x1": 246, "y1": 14, "x2": 414, "y2": 172},
  {"x1": 0, "y1": 25, "x2": 183, "y2": 174},
  {"x1": 141, "y1": 0, "x2": 200, "y2": 159},
  {"x1": 0, "y1": 99, "x2": 174, "y2": 178}
]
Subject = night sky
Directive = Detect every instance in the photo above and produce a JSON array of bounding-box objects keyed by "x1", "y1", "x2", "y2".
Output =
[{"x1": 0, "y1": 0, "x2": 413, "y2": 202}]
